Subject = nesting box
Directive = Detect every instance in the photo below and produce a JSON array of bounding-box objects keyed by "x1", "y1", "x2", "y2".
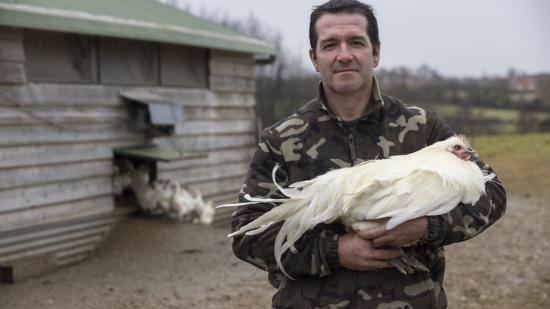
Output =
[{"x1": 122, "y1": 90, "x2": 183, "y2": 136}]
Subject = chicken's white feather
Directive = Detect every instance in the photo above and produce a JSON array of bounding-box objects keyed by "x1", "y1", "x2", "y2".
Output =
[{"x1": 221, "y1": 136, "x2": 490, "y2": 277}]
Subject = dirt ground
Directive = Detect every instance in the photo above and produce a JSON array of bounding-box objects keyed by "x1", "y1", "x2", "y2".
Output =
[{"x1": 1, "y1": 194, "x2": 549, "y2": 309}]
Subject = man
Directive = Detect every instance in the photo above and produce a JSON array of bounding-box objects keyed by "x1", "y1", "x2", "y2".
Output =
[{"x1": 232, "y1": 0, "x2": 506, "y2": 308}]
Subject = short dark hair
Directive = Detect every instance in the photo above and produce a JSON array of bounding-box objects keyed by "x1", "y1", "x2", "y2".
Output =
[{"x1": 309, "y1": 0, "x2": 380, "y2": 53}]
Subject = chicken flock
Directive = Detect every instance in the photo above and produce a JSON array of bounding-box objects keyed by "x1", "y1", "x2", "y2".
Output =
[
  {"x1": 113, "y1": 162, "x2": 214, "y2": 225},
  {"x1": 220, "y1": 136, "x2": 495, "y2": 277}
]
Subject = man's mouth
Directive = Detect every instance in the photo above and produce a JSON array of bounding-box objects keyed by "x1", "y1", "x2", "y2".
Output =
[
  {"x1": 334, "y1": 69, "x2": 358, "y2": 73},
  {"x1": 333, "y1": 62, "x2": 360, "y2": 73}
]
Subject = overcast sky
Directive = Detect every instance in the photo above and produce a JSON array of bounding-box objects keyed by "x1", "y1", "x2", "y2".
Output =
[{"x1": 168, "y1": 0, "x2": 549, "y2": 78}]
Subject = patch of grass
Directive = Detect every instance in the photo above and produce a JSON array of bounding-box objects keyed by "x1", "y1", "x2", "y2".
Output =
[
  {"x1": 420, "y1": 103, "x2": 550, "y2": 123},
  {"x1": 471, "y1": 107, "x2": 519, "y2": 122},
  {"x1": 490, "y1": 123, "x2": 518, "y2": 134},
  {"x1": 470, "y1": 107, "x2": 548, "y2": 122},
  {"x1": 470, "y1": 133, "x2": 550, "y2": 199}
]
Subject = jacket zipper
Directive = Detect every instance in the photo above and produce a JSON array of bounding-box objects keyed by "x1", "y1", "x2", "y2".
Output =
[
  {"x1": 348, "y1": 132, "x2": 358, "y2": 308},
  {"x1": 348, "y1": 133, "x2": 357, "y2": 166}
]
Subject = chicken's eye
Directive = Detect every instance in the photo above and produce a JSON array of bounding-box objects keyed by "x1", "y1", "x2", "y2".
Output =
[{"x1": 453, "y1": 145, "x2": 462, "y2": 150}]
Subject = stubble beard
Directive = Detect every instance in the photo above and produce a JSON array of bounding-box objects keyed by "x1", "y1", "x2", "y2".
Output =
[{"x1": 329, "y1": 74, "x2": 369, "y2": 96}]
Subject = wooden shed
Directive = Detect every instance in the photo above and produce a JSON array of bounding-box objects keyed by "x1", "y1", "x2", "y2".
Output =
[{"x1": 0, "y1": 0, "x2": 275, "y2": 282}]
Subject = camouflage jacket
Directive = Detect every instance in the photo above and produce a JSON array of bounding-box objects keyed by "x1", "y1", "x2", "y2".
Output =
[{"x1": 231, "y1": 79, "x2": 507, "y2": 309}]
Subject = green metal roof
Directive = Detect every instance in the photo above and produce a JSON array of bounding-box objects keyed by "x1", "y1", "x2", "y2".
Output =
[{"x1": 0, "y1": 0, "x2": 276, "y2": 55}]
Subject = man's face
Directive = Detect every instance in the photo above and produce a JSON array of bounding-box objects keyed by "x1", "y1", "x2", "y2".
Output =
[{"x1": 309, "y1": 13, "x2": 380, "y2": 96}]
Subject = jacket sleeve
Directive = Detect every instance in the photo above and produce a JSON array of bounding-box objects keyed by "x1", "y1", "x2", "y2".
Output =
[
  {"x1": 231, "y1": 128, "x2": 342, "y2": 279},
  {"x1": 423, "y1": 110, "x2": 507, "y2": 246}
]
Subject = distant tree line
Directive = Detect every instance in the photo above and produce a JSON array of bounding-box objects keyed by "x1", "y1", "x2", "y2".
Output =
[{"x1": 177, "y1": 5, "x2": 549, "y2": 134}]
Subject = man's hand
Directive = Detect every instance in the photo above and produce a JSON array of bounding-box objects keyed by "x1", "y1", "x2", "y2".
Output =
[
  {"x1": 358, "y1": 217, "x2": 428, "y2": 247},
  {"x1": 337, "y1": 217, "x2": 428, "y2": 271},
  {"x1": 337, "y1": 232, "x2": 401, "y2": 271}
]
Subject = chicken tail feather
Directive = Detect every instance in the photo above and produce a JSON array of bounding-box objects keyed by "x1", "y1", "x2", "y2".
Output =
[
  {"x1": 484, "y1": 173, "x2": 496, "y2": 182},
  {"x1": 216, "y1": 201, "x2": 260, "y2": 208},
  {"x1": 229, "y1": 199, "x2": 304, "y2": 237},
  {"x1": 216, "y1": 194, "x2": 289, "y2": 208},
  {"x1": 272, "y1": 164, "x2": 301, "y2": 198}
]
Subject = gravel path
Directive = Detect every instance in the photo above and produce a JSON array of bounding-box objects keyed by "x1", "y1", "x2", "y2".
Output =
[{"x1": 1, "y1": 195, "x2": 548, "y2": 309}]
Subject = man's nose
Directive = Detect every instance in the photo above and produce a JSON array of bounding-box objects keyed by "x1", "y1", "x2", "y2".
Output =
[{"x1": 336, "y1": 43, "x2": 353, "y2": 62}]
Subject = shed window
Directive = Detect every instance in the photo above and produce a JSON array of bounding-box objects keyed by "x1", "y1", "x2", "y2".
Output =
[
  {"x1": 24, "y1": 30, "x2": 95, "y2": 83},
  {"x1": 99, "y1": 37, "x2": 158, "y2": 85},
  {"x1": 160, "y1": 44, "x2": 209, "y2": 87},
  {"x1": 23, "y1": 30, "x2": 210, "y2": 88}
]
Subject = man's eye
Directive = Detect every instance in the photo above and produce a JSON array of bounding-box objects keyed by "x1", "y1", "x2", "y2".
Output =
[
  {"x1": 322, "y1": 43, "x2": 335, "y2": 50},
  {"x1": 351, "y1": 41, "x2": 365, "y2": 47}
]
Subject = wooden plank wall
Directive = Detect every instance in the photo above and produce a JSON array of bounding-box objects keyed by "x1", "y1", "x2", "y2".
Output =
[
  {"x1": 0, "y1": 28, "x2": 25, "y2": 84},
  {"x1": 0, "y1": 28, "x2": 139, "y2": 281},
  {"x1": 0, "y1": 28, "x2": 257, "y2": 280},
  {"x1": 156, "y1": 49, "x2": 258, "y2": 227}
]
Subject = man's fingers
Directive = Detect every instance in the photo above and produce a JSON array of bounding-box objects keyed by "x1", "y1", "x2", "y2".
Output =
[
  {"x1": 360, "y1": 259, "x2": 394, "y2": 271},
  {"x1": 372, "y1": 235, "x2": 395, "y2": 247},
  {"x1": 356, "y1": 224, "x2": 387, "y2": 240},
  {"x1": 372, "y1": 217, "x2": 429, "y2": 247},
  {"x1": 370, "y1": 247, "x2": 401, "y2": 260},
  {"x1": 338, "y1": 230, "x2": 401, "y2": 272}
]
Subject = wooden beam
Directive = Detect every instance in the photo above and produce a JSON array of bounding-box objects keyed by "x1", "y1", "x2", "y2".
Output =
[
  {"x1": 0, "y1": 105, "x2": 255, "y2": 125},
  {"x1": 209, "y1": 60, "x2": 254, "y2": 79},
  {"x1": 157, "y1": 146, "x2": 254, "y2": 171},
  {"x1": 0, "y1": 196, "x2": 114, "y2": 233},
  {"x1": 153, "y1": 133, "x2": 256, "y2": 152},
  {"x1": 158, "y1": 161, "x2": 250, "y2": 185},
  {"x1": 0, "y1": 123, "x2": 140, "y2": 147},
  {"x1": 0, "y1": 84, "x2": 256, "y2": 107},
  {"x1": 55, "y1": 244, "x2": 96, "y2": 260},
  {"x1": 0, "y1": 106, "x2": 127, "y2": 125},
  {"x1": 0, "y1": 138, "x2": 144, "y2": 169},
  {"x1": 175, "y1": 119, "x2": 255, "y2": 135},
  {"x1": 0, "y1": 176, "x2": 113, "y2": 213},
  {"x1": 182, "y1": 105, "x2": 255, "y2": 120},
  {"x1": 0, "y1": 84, "x2": 121, "y2": 106},
  {"x1": 0, "y1": 134, "x2": 255, "y2": 170},
  {"x1": 56, "y1": 250, "x2": 94, "y2": 267},
  {"x1": 210, "y1": 50, "x2": 254, "y2": 64},
  {"x1": 210, "y1": 75, "x2": 256, "y2": 93},
  {"x1": 0, "y1": 234, "x2": 105, "y2": 264},
  {"x1": 0, "y1": 217, "x2": 114, "y2": 249},
  {"x1": 0, "y1": 160, "x2": 113, "y2": 191}
]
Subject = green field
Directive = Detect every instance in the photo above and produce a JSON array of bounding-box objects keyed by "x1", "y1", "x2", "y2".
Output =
[
  {"x1": 422, "y1": 104, "x2": 548, "y2": 121},
  {"x1": 470, "y1": 133, "x2": 550, "y2": 199},
  {"x1": 414, "y1": 102, "x2": 550, "y2": 134},
  {"x1": 434, "y1": 105, "x2": 548, "y2": 122}
]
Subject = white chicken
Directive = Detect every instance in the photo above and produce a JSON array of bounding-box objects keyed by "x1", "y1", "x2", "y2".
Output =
[
  {"x1": 156, "y1": 179, "x2": 176, "y2": 214},
  {"x1": 169, "y1": 184, "x2": 196, "y2": 221},
  {"x1": 124, "y1": 164, "x2": 214, "y2": 224},
  {"x1": 129, "y1": 165, "x2": 160, "y2": 212},
  {"x1": 193, "y1": 191, "x2": 215, "y2": 225},
  {"x1": 220, "y1": 136, "x2": 495, "y2": 277}
]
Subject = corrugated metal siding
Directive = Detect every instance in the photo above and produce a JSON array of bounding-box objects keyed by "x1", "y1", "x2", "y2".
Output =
[{"x1": 0, "y1": 0, "x2": 276, "y2": 55}]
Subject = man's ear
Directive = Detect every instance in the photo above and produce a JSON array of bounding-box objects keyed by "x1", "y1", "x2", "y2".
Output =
[
  {"x1": 373, "y1": 45, "x2": 381, "y2": 68},
  {"x1": 309, "y1": 48, "x2": 320, "y2": 72}
]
